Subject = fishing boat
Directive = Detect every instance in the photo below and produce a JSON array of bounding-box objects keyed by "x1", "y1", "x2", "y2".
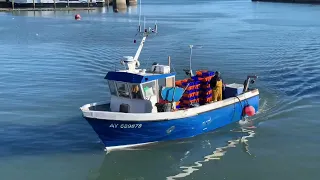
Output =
[{"x1": 80, "y1": 10, "x2": 259, "y2": 152}]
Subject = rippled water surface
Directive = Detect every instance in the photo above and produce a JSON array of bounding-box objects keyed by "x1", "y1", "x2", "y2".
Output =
[{"x1": 1, "y1": 0, "x2": 320, "y2": 179}]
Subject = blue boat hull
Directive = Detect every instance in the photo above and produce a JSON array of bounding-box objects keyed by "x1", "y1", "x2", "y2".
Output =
[{"x1": 84, "y1": 95, "x2": 259, "y2": 149}]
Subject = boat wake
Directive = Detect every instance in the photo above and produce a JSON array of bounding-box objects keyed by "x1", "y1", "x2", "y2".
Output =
[{"x1": 165, "y1": 128, "x2": 256, "y2": 180}]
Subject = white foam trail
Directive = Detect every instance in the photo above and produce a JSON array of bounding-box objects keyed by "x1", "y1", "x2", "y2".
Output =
[{"x1": 166, "y1": 128, "x2": 255, "y2": 180}]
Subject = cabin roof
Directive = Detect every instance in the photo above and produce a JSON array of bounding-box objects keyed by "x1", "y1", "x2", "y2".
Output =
[{"x1": 105, "y1": 71, "x2": 176, "y2": 83}]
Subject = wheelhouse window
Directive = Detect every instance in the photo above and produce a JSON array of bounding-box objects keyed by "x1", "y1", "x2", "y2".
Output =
[
  {"x1": 158, "y1": 78, "x2": 166, "y2": 90},
  {"x1": 158, "y1": 76, "x2": 175, "y2": 90},
  {"x1": 166, "y1": 76, "x2": 175, "y2": 87},
  {"x1": 128, "y1": 84, "x2": 143, "y2": 99},
  {"x1": 116, "y1": 82, "x2": 130, "y2": 98},
  {"x1": 142, "y1": 81, "x2": 157, "y2": 98},
  {"x1": 108, "y1": 80, "x2": 117, "y2": 96}
]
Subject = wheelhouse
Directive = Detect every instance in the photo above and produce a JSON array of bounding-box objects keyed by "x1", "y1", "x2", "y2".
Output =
[{"x1": 105, "y1": 69, "x2": 176, "y2": 113}]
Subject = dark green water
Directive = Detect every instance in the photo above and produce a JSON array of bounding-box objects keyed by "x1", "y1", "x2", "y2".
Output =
[{"x1": 0, "y1": 0, "x2": 320, "y2": 179}]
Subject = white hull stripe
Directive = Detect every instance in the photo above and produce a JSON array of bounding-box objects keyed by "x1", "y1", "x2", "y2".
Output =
[{"x1": 80, "y1": 89, "x2": 259, "y2": 122}]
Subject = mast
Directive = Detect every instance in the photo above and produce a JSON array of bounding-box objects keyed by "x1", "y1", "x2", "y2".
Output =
[
  {"x1": 189, "y1": 45, "x2": 193, "y2": 74},
  {"x1": 138, "y1": 0, "x2": 142, "y2": 32},
  {"x1": 131, "y1": 0, "x2": 157, "y2": 65},
  {"x1": 184, "y1": 44, "x2": 204, "y2": 77},
  {"x1": 121, "y1": 0, "x2": 158, "y2": 72},
  {"x1": 183, "y1": 45, "x2": 194, "y2": 77}
]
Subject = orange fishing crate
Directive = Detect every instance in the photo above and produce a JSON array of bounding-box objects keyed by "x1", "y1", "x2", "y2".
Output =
[
  {"x1": 176, "y1": 79, "x2": 197, "y2": 87},
  {"x1": 196, "y1": 70, "x2": 208, "y2": 77},
  {"x1": 182, "y1": 99, "x2": 197, "y2": 104},
  {"x1": 200, "y1": 90, "x2": 212, "y2": 96},
  {"x1": 198, "y1": 75, "x2": 213, "y2": 83},
  {"x1": 200, "y1": 97, "x2": 212, "y2": 103},
  {"x1": 196, "y1": 71, "x2": 202, "y2": 77},
  {"x1": 201, "y1": 84, "x2": 211, "y2": 89},
  {"x1": 183, "y1": 92, "x2": 195, "y2": 98},
  {"x1": 196, "y1": 70, "x2": 215, "y2": 77},
  {"x1": 185, "y1": 85, "x2": 195, "y2": 91},
  {"x1": 194, "y1": 84, "x2": 200, "y2": 89},
  {"x1": 175, "y1": 79, "x2": 189, "y2": 87}
]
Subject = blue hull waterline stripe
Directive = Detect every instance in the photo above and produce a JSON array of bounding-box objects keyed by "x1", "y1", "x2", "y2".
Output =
[{"x1": 85, "y1": 95, "x2": 259, "y2": 148}]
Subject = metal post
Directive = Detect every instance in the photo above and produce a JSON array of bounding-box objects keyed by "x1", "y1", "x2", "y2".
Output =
[
  {"x1": 88, "y1": 0, "x2": 90, "y2": 7},
  {"x1": 12, "y1": 0, "x2": 14, "y2": 10},
  {"x1": 189, "y1": 45, "x2": 193, "y2": 72},
  {"x1": 54, "y1": 0, "x2": 56, "y2": 9},
  {"x1": 33, "y1": 0, "x2": 35, "y2": 9},
  {"x1": 244, "y1": 78, "x2": 250, "y2": 92},
  {"x1": 67, "y1": 0, "x2": 69, "y2": 8},
  {"x1": 188, "y1": 45, "x2": 194, "y2": 77},
  {"x1": 168, "y1": 56, "x2": 171, "y2": 67}
]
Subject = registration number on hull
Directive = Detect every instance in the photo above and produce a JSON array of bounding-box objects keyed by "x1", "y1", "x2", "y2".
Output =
[{"x1": 109, "y1": 124, "x2": 142, "y2": 129}]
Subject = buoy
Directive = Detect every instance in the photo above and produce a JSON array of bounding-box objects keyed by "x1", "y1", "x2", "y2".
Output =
[
  {"x1": 244, "y1": 106, "x2": 255, "y2": 116},
  {"x1": 133, "y1": 39, "x2": 136, "y2": 43},
  {"x1": 75, "y1": 14, "x2": 81, "y2": 20}
]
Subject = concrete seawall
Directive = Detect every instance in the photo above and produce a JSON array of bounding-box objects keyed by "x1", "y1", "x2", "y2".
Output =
[
  {"x1": 0, "y1": 0, "x2": 137, "y2": 10},
  {"x1": 114, "y1": 0, "x2": 126, "y2": 10},
  {"x1": 0, "y1": 3, "x2": 104, "y2": 9},
  {"x1": 127, "y1": 0, "x2": 137, "y2": 5},
  {"x1": 252, "y1": 0, "x2": 320, "y2": 4}
]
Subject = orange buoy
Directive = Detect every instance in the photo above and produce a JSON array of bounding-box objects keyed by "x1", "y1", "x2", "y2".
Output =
[
  {"x1": 75, "y1": 14, "x2": 81, "y2": 20},
  {"x1": 244, "y1": 106, "x2": 255, "y2": 116}
]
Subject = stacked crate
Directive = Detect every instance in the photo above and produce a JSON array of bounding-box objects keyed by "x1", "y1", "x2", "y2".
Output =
[
  {"x1": 193, "y1": 70, "x2": 215, "y2": 105},
  {"x1": 175, "y1": 78, "x2": 200, "y2": 109}
]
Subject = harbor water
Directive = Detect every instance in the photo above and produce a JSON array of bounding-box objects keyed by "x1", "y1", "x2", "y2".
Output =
[{"x1": 0, "y1": 0, "x2": 320, "y2": 179}]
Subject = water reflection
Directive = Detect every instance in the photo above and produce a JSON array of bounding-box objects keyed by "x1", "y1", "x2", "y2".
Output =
[
  {"x1": 166, "y1": 128, "x2": 255, "y2": 180},
  {"x1": 88, "y1": 127, "x2": 256, "y2": 180}
]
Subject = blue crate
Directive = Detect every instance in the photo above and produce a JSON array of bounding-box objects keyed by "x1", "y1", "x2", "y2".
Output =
[
  {"x1": 191, "y1": 76, "x2": 199, "y2": 81},
  {"x1": 194, "y1": 86, "x2": 200, "y2": 90},
  {"x1": 224, "y1": 83, "x2": 244, "y2": 99},
  {"x1": 184, "y1": 89, "x2": 195, "y2": 94},
  {"x1": 199, "y1": 81, "x2": 210, "y2": 85},
  {"x1": 181, "y1": 81, "x2": 194, "y2": 87},
  {"x1": 194, "y1": 80, "x2": 200, "y2": 85},
  {"x1": 196, "y1": 71, "x2": 215, "y2": 78},
  {"x1": 182, "y1": 96, "x2": 198, "y2": 101},
  {"x1": 202, "y1": 71, "x2": 214, "y2": 77}
]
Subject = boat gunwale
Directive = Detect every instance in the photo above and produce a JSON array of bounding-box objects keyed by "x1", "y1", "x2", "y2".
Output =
[{"x1": 80, "y1": 89, "x2": 259, "y2": 122}]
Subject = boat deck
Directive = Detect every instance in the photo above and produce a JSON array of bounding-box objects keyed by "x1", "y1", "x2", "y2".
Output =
[{"x1": 88, "y1": 103, "x2": 111, "y2": 111}]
